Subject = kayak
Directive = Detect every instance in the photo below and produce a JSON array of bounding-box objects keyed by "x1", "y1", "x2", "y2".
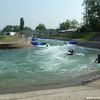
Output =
[
  {"x1": 37, "y1": 43, "x2": 50, "y2": 47},
  {"x1": 66, "y1": 52, "x2": 85, "y2": 56}
]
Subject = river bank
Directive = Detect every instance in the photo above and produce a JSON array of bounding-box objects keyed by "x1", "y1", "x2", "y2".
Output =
[
  {"x1": 0, "y1": 37, "x2": 100, "y2": 49},
  {"x1": 0, "y1": 38, "x2": 100, "y2": 100},
  {"x1": 0, "y1": 79, "x2": 100, "y2": 100},
  {"x1": 0, "y1": 38, "x2": 32, "y2": 49},
  {"x1": 76, "y1": 40, "x2": 100, "y2": 49}
]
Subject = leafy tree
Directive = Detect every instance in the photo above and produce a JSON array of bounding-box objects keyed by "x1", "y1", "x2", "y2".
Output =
[
  {"x1": 70, "y1": 19, "x2": 79, "y2": 28},
  {"x1": 13, "y1": 25, "x2": 20, "y2": 32},
  {"x1": 2, "y1": 25, "x2": 20, "y2": 32},
  {"x1": 24, "y1": 26, "x2": 32, "y2": 31},
  {"x1": 20, "y1": 17, "x2": 24, "y2": 30},
  {"x1": 22, "y1": 26, "x2": 33, "y2": 41},
  {"x1": 59, "y1": 20, "x2": 70, "y2": 30},
  {"x1": 35, "y1": 24, "x2": 46, "y2": 31},
  {"x1": 59, "y1": 19, "x2": 79, "y2": 30},
  {"x1": 83, "y1": 0, "x2": 100, "y2": 31},
  {"x1": 2, "y1": 25, "x2": 14, "y2": 32},
  {"x1": 22, "y1": 26, "x2": 33, "y2": 36}
]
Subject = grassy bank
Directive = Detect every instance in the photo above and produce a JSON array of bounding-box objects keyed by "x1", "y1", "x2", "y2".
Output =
[
  {"x1": 0, "y1": 35, "x2": 21, "y2": 42},
  {"x1": 53, "y1": 32, "x2": 96, "y2": 40}
]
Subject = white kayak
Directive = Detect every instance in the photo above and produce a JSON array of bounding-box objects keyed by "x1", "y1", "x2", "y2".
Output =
[
  {"x1": 37, "y1": 43, "x2": 50, "y2": 47},
  {"x1": 66, "y1": 52, "x2": 85, "y2": 56}
]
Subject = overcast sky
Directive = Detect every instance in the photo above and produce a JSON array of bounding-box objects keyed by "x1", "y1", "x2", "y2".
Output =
[{"x1": 0, "y1": 0, "x2": 83, "y2": 30}]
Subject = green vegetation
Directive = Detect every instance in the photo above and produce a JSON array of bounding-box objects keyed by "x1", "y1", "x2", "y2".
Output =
[
  {"x1": 67, "y1": 32, "x2": 96, "y2": 40},
  {"x1": 0, "y1": 35, "x2": 20, "y2": 42},
  {"x1": 59, "y1": 19, "x2": 79, "y2": 30},
  {"x1": 53, "y1": 32, "x2": 96, "y2": 40},
  {"x1": 2, "y1": 25, "x2": 20, "y2": 32},
  {"x1": 20, "y1": 17, "x2": 24, "y2": 30},
  {"x1": 35, "y1": 23, "x2": 46, "y2": 31},
  {"x1": 1, "y1": 1, "x2": 99, "y2": 42},
  {"x1": 82, "y1": 0, "x2": 100, "y2": 32}
]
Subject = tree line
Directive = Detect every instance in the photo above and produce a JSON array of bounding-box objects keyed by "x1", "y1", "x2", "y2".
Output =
[
  {"x1": 1, "y1": 19, "x2": 79, "y2": 33},
  {"x1": 1, "y1": 17, "x2": 32, "y2": 33},
  {"x1": 1, "y1": 0, "x2": 100, "y2": 33}
]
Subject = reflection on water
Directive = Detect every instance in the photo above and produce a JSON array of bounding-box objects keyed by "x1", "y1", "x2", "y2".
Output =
[{"x1": 0, "y1": 39, "x2": 100, "y2": 89}]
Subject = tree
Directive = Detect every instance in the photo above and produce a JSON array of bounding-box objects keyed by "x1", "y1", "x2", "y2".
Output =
[
  {"x1": 13, "y1": 25, "x2": 20, "y2": 32},
  {"x1": 83, "y1": 0, "x2": 100, "y2": 31},
  {"x1": 2, "y1": 25, "x2": 13, "y2": 32},
  {"x1": 59, "y1": 19, "x2": 79, "y2": 30},
  {"x1": 59, "y1": 20, "x2": 70, "y2": 30},
  {"x1": 22, "y1": 26, "x2": 33, "y2": 41},
  {"x1": 22, "y1": 26, "x2": 33, "y2": 37},
  {"x1": 2, "y1": 25, "x2": 20, "y2": 33},
  {"x1": 20, "y1": 17, "x2": 24, "y2": 30},
  {"x1": 35, "y1": 24, "x2": 46, "y2": 31},
  {"x1": 70, "y1": 19, "x2": 79, "y2": 28}
]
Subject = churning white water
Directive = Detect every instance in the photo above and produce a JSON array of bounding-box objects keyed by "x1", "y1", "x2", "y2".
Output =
[{"x1": 0, "y1": 39, "x2": 100, "y2": 93}]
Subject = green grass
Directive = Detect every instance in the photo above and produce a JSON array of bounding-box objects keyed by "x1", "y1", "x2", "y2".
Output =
[
  {"x1": 0, "y1": 35, "x2": 21, "y2": 42},
  {"x1": 53, "y1": 32, "x2": 96, "y2": 40},
  {"x1": 67, "y1": 32, "x2": 96, "y2": 40}
]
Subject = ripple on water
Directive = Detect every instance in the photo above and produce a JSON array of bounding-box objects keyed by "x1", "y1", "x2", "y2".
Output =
[{"x1": 0, "y1": 39, "x2": 100, "y2": 90}]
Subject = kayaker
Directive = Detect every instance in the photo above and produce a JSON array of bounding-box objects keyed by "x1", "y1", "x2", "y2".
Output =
[
  {"x1": 67, "y1": 50, "x2": 74, "y2": 55},
  {"x1": 94, "y1": 54, "x2": 100, "y2": 63}
]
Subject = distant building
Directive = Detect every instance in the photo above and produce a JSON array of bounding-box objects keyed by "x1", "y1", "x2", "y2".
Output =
[
  {"x1": 58, "y1": 28, "x2": 78, "y2": 33},
  {"x1": 4, "y1": 32, "x2": 17, "y2": 36}
]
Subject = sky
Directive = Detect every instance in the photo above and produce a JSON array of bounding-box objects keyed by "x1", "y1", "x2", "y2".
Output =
[{"x1": 0, "y1": 0, "x2": 83, "y2": 30}]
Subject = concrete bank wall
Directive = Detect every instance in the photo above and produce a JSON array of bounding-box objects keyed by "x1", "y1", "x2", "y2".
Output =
[
  {"x1": 76, "y1": 40, "x2": 100, "y2": 49},
  {"x1": 0, "y1": 42, "x2": 32, "y2": 49}
]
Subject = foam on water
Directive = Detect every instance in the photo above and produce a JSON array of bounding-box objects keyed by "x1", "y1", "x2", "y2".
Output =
[{"x1": 0, "y1": 39, "x2": 100, "y2": 90}]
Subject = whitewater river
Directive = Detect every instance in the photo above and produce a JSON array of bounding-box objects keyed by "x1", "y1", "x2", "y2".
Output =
[{"x1": 0, "y1": 39, "x2": 100, "y2": 93}]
